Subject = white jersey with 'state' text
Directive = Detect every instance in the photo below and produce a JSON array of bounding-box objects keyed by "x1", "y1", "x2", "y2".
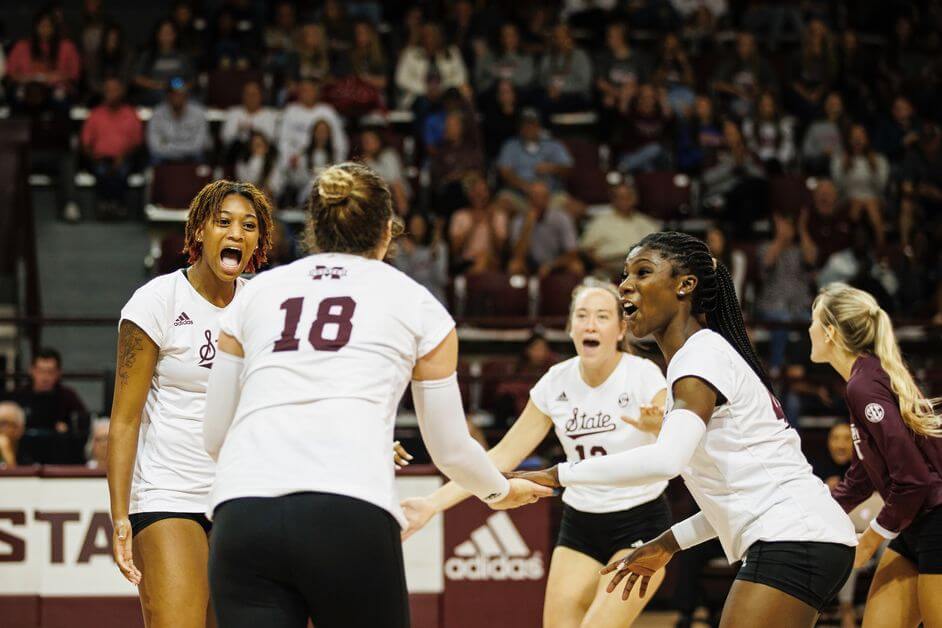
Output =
[
  {"x1": 667, "y1": 329, "x2": 856, "y2": 562},
  {"x1": 120, "y1": 270, "x2": 245, "y2": 513},
  {"x1": 531, "y1": 353, "x2": 669, "y2": 513},
  {"x1": 211, "y1": 253, "x2": 455, "y2": 526}
]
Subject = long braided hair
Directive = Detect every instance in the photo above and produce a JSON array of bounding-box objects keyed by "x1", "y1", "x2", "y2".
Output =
[{"x1": 634, "y1": 231, "x2": 774, "y2": 392}]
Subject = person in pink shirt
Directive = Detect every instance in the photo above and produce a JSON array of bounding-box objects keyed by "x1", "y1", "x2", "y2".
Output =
[
  {"x1": 7, "y1": 8, "x2": 81, "y2": 112},
  {"x1": 81, "y1": 78, "x2": 143, "y2": 216}
]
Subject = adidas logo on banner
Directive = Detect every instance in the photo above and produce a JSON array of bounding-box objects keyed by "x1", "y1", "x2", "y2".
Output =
[
  {"x1": 556, "y1": 392, "x2": 568, "y2": 402},
  {"x1": 444, "y1": 512, "x2": 544, "y2": 581},
  {"x1": 173, "y1": 312, "x2": 194, "y2": 326}
]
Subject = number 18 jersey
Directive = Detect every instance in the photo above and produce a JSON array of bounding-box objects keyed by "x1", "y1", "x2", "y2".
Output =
[{"x1": 210, "y1": 253, "x2": 455, "y2": 526}]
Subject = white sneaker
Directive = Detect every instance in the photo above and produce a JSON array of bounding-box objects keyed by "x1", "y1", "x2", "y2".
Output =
[{"x1": 63, "y1": 202, "x2": 81, "y2": 223}]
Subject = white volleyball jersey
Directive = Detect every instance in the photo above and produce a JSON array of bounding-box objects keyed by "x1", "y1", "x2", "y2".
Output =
[
  {"x1": 531, "y1": 353, "x2": 669, "y2": 513},
  {"x1": 210, "y1": 253, "x2": 455, "y2": 527},
  {"x1": 120, "y1": 270, "x2": 246, "y2": 513},
  {"x1": 667, "y1": 330, "x2": 856, "y2": 562}
]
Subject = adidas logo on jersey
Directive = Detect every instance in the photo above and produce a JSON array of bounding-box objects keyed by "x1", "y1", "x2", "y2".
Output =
[
  {"x1": 444, "y1": 512, "x2": 545, "y2": 581},
  {"x1": 556, "y1": 392, "x2": 568, "y2": 402},
  {"x1": 173, "y1": 312, "x2": 194, "y2": 326}
]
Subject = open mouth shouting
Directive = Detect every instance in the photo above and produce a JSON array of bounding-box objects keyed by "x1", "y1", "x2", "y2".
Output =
[
  {"x1": 582, "y1": 338, "x2": 601, "y2": 350},
  {"x1": 220, "y1": 246, "x2": 244, "y2": 274},
  {"x1": 622, "y1": 300, "x2": 639, "y2": 320}
]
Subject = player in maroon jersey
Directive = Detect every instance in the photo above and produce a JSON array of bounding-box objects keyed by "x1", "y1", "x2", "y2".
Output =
[{"x1": 810, "y1": 282, "x2": 942, "y2": 626}]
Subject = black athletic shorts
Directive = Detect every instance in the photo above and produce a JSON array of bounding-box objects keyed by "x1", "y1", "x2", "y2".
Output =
[
  {"x1": 556, "y1": 493, "x2": 672, "y2": 565},
  {"x1": 129, "y1": 511, "x2": 212, "y2": 537},
  {"x1": 209, "y1": 491, "x2": 409, "y2": 628},
  {"x1": 736, "y1": 540, "x2": 854, "y2": 611},
  {"x1": 888, "y1": 505, "x2": 942, "y2": 573}
]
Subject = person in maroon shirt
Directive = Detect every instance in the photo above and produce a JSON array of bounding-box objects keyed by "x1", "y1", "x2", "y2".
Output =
[{"x1": 810, "y1": 282, "x2": 942, "y2": 626}]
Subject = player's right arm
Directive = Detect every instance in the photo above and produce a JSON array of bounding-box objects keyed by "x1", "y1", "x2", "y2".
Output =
[
  {"x1": 410, "y1": 330, "x2": 553, "y2": 522},
  {"x1": 401, "y1": 399, "x2": 553, "y2": 540},
  {"x1": 106, "y1": 320, "x2": 158, "y2": 585}
]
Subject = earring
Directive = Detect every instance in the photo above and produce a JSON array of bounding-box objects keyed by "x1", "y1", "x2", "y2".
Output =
[{"x1": 678, "y1": 291, "x2": 686, "y2": 296}]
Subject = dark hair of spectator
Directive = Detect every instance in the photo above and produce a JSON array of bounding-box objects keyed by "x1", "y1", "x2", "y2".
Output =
[
  {"x1": 99, "y1": 24, "x2": 126, "y2": 70},
  {"x1": 31, "y1": 9, "x2": 62, "y2": 66},
  {"x1": 183, "y1": 180, "x2": 275, "y2": 273},
  {"x1": 34, "y1": 347, "x2": 62, "y2": 368},
  {"x1": 238, "y1": 131, "x2": 279, "y2": 186},
  {"x1": 306, "y1": 162, "x2": 403, "y2": 255},
  {"x1": 634, "y1": 231, "x2": 773, "y2": 391},
  {"x1": 305, "y1": 120, "x2": 335, "y2": 163},
  {"x1": 352, "y1": 20, "x2": 384, "y2": 71},
  {"x1": 150, "y1": 18, "x2": 177, "y2": 52}
]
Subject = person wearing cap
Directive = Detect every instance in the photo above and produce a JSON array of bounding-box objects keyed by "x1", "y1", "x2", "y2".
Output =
[{"x1": 146, "y1": 79, "x2": 209, "y2": 165}]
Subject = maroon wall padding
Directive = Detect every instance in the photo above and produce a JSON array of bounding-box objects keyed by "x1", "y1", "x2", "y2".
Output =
[
  {"x1": 42, "y1": 597, "x2": 144, "y2": 628},
  {"x1": 0, "y1": 595, "x2": 39, "y2": 628}
]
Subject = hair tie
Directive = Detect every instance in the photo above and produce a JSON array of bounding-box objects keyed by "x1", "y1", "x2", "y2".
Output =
[
  {"x1": 711, "y1": 256, "x2": 717, "y2": 270},
  {"x1": 869, "y1": 305, "x2": 880, "y2": 318}
]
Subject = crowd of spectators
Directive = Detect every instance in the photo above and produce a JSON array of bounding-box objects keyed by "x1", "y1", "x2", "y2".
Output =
[{"x1": 2, "y1": 0, "x2": 942, "y2": 434}]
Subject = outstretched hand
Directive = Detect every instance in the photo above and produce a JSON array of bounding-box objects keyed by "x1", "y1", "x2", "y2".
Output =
[
  {"x1": 621, "y1": 404, "x2": 664, "y2": 435},
  {"x1": 490, "y1": 477, "x2": 555, "y2": 510},
  {"x1": 600, "y1": 534, "x2": 677, "y2": 600},
  {"x1": 504, "y1": 466, "x2": 561, "y2": 490}
]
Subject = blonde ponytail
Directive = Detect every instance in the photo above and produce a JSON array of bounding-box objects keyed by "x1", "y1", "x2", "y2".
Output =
[{"x1": 814, "y1": 283, "x2": 942, "y2": 437}]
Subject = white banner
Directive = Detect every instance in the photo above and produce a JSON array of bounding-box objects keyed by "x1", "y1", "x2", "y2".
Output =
[{"x1": 0, "y1": 475, "x2": 443, "y2": 596}]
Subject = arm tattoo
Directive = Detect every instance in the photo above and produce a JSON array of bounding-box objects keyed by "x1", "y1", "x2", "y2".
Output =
[{"x1": 117, "y1": 322, "x2": 147, "y2": 389}]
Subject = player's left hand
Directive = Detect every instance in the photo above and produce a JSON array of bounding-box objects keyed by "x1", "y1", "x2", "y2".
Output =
[
  {"x1": 601, "y1": 535, "x2": 676, "y2": 600},
  {"x1": 393, "y1": 441, "x2": 413, "y2": 470},
  {"x1": 853, "y1": 528, "x2": 883, "y2": 568},
  {"x1": 621, "y1": 404, "x2": 664, "y2": 435},
  {"x1": 504, "y1": 466, "x2": 561, "y2": 489}
]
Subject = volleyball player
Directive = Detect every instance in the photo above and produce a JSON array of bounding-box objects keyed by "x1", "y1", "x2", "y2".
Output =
[
  {"x1": 511, "y1": 232, "x2": 858, "y2": 628},
  {"x1": 810, "y1": 283, "x2": 942, "y2": 626},
  {"x1": 202, "y1": 163, "x2": 552, "y2": 628},
  {"x1": 107, "y1": 180, "x2": 274, "y2": 628},
  {"x1": 401, "y1": 278, "x2": 671, "y2": 627}
]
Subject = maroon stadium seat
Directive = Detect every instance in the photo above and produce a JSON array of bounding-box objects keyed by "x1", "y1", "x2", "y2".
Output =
[
  {"x1": 768, "y1": 174, "x2": 812, "y2": 217},
  {"x1": 206, "y1": 69, "x2": 264, "y2": 109},
  {"x1": 462, "y1": 272, "x2": 529, "y2": 319},
  {"x1": 562, "y1": 137, "x2": 610, "y2": 204},
  {"x1": 151, "y1": 163, "x2": 213, "y2": 209},
  {"x1": 538, "y1": 272, "x2": 583, "y2": 317},
  {"x1": 634, "y1": 171, "x2": 692, "y2": 220}
]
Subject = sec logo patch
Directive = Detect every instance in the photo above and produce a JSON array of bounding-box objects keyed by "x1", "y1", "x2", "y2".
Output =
[
  {"x1": 618, "y1": 393, "x2": 630, "y2": 407},
  {"x1": 864, "y1": 403, "x2": 884, "y2": 423}
]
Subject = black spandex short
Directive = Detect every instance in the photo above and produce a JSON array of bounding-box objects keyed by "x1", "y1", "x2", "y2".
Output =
[
  {"x1": 735, "y1": 540, "x2": 854, "y2": 611},
  {"x1": 888, "y1": 505, "x2": 942, "y2": 573},
  {"x1": 129, "y1": 511, "x2": 211, "y2": 537},
  {"x1": 209, "y1": 491, "x2": 409, "y2": 628},
  {"x1": 556, "y1": 493, "x2": 672, "y2": 565}
]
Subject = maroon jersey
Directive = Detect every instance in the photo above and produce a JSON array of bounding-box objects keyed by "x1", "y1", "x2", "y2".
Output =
[{"x1": 831, "y1": 354, "x2": 942, "y2": 536}]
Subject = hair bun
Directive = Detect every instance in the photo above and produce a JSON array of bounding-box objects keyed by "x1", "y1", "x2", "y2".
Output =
[
  {"x1": 869, "y1": 305, "x2": 880, "y2": 318},
  {"x1": 318, "y1": 167, "x2": 355, "y2": 205}
]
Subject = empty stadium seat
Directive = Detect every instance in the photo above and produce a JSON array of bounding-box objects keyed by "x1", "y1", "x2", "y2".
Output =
[
  {"x1": 460, "y1": 272, "x2": 530, "y2": 319},
  {"x1": 150, "y1": 163, "x2": 214, "y2": 209},
  {"x1": 562, "y1": 137, "x2": 610, "y2": 204},
  {"x1": 768, "y1": 174, "x2": 812, "y2": 216},
  {"x1": 206, "y1": 69, "x2": 264, "y2": 109},
  {"x1": 538, "y1": 272, "x2": 583, "y2": 317},
  {"x1": 634, "y1": 171, "x2": 693, "y2": 221}
]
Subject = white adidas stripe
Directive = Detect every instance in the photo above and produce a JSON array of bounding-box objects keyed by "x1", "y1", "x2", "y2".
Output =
[{"x1": 453, "y1": 512, "x2": 531, "y2": 558}]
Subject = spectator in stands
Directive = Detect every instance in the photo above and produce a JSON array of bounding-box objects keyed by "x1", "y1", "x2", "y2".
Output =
[
  {"x1": 493, "y1": 329, "x2": 558, "y2": 421},
  {"x1": 814, "y1": 422, "x2": 854, "y2": 490},
  {"x1": 756, "y1": 212, "x2": 815, "y2": 372},
  {"x1": 831, "y1": 124, "x2": 889, "y2": 250},
  {"x1": 742, "y1": 0, "x2": 802, "y2": 51},
  {"x1": 800, "y1": 178, "x2": 852, "y2": 269},
  {"x1": 497, "y1": 108, "x2": 573, "y2": 199},
  {"x1": 816, "y1": 225, "x2": 898, "y2": 311},
  {"x1": 482, "y1": 80, "x2": 522, "y2": 160},
  {"x1": 873, "y1": 95, "x2": 920, "y2": 164},
  {"x1": 343, "y1": 21, "x2": 389, "y2": 94},
  {"x1": 429, "y1": 110, "x2": 485, "y2": 215},
  {"x1": 742, "y1": 91, "x2": 796, "y2": 174},
  {"x1": 900, "y1": 123, "x2": 942, "y2": 257},
  {"x1": 449, "y1": 172, "x2": 509, "y2": 275},
  {"x1": 278, "y1": 78, "x2": 348, "y2": 174},
  {"x1": 78, "y1": 0, "x2": 108, "y2": 66},
  {"x1": 132, "y1": 19, "x2": 195, "y2": 106},
  {"x1": 320, "y1": 0, "x2": 354, "y2": 53},
  {"x1": 580, "y1": 181, "x2": 661, "y2": 279},
  {"x1": 85, "y1": 417, "x2": 109, "y2": 469},
  {"x1": 264, "y1": 0, "x2": 298, "y2": 86},
  {"x1": 538, "y1": 23, "x2": 593, "y2": 113},
  {"x1": 802, "y1": 91, "x2": 848, "y2": 176},
  {"x1": 146, "y1": 81, "x2": 209, "y2": 164},
  {"x1": 234, "y1": 131, "x2": 283, "y2": 202},
  {"x1": 474, "y1": 22, "x2": 534, "y2": 94},
  {"x1": 675, "y1": 94, "x2": 724, "y2": 174},
  {"x1": 705, "y1": 224, "x2": 748, "y2": 302},
  {"x1": 836, "y1": 29, "x2": 875, "y2": 122},
  {"x1": 221, "y1": 80, "x2": 277, "y2": 161},
  {"x1": 393, "y1": 212, "x2": 448, "y2": 304},
  {"x1": 596, "y1": 22, "x2": 651, "y2": 110},
  {"x1": 80, "y1": 78, "x2": 143, "y2": 215},
  {"x1": 359, "y1": 129, "x2": 410, "y2": 215},
  {"x1": 169, "y1": 1, "x2": 204, "y2": 71},
  {"x1": 507, "y1": 181, "x2": 583, "y2": 278},
  {"x1": 7, "y1": 8, "x2": 81, "y2": 112},
  {"x1": 208, "y1": 8, "x2": 258, "y2": 71},
  {"x1": 786, "y1": 18, "x2": 837, "y2": 125},
  {"x1": 701, "y1": 120, "x2": 766, "y2": 237},
  {"x1": 8, "y1": 348, "x2": 88, "y2": 438},
  {"x1": 289, "y1": 23, "x2": 331, "y2": 85},
  {"x1": 0, "y1": 402, "x2": 32, "y2": 468},
  {"x1": 712, "y1": 31, "x2": 774, "y2": 119},
  {"x1": 520, "y1": 5, "x2": 552, "y2": 56},
  {"x1": 281, "y1": 120, "x2": 342, "y2": 207},
  {"x1": 395, "y1": 22, "x2": 468, "y2": 108},
  {"x1": 613, "y1": 83, "x2": 674, "y2": 172},
  {"x1": 84, "y1": 24, "x2": 132, "y2": 103},
  {"x1": 653, "y1": 32, "x2": 696, "y2": 117}
]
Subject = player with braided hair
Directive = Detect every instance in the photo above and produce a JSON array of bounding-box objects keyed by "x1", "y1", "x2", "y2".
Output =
[{"x1": 512, "y1": 231, "x2": 858, "y2": 627}]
